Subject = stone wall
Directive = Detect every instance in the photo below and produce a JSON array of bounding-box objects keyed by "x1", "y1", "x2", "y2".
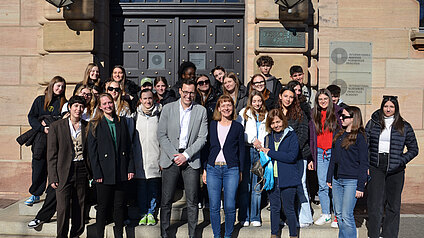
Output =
[{"x1": 0, "y1": 0, "x2": 107, "y2": 198}]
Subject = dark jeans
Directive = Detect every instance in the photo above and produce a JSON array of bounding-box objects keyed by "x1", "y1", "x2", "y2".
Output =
[
  {"x1": 367, "y1": 154, "x2": 405, "y2": 238},
  {"x1": 136, "y1": 178, "x2": 161, "y2": 216},
  {"x1": 29, "y1": 158, "x2": 47, "y2": 196},
  {"x1": 268, "y1": 178, "x2": 298, "y2": 237},
  {"x1": 56, "y1": 161, "x2": 88, "y2": 238},
  {"x1": 96, "y1": 182, "x2": 128, "y2": 238},
  {"x1": 160, "y1": 164, "x2": 199, "y2": 238},
  {"x1": 35, "y1": 185, "x2": 56, "y2": 222}
]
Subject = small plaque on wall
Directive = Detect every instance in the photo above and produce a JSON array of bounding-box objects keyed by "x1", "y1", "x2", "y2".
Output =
[{"x1": 259, "y1": 27, "x2": 305, "y2": 48}]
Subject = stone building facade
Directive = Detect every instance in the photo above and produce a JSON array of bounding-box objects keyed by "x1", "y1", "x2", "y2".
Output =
[{"x1": 0, "y1": 0, "x2": 423, "y2": 203}]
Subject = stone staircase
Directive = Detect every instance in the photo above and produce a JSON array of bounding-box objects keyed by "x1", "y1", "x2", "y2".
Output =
[{"x1": 0, "y1": 193, "x2": 368, "y2": 238}]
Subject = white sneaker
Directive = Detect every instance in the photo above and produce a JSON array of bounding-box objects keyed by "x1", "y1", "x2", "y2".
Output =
[
  {"x1": 242, "y1": 221, "x2": 250, "y2": 227},
  {"x1": 314, "y1": 214, "x2": 332, "y2": 225},
  {"x1": 331, "y1": 217, "x2": 338, "y2": 228},
  {"x1": 300, "y1": 223, "x2": 312, "y2": 228},
  {"x1": 251, "y1": 221, "x2": 261, "y2": 227}
]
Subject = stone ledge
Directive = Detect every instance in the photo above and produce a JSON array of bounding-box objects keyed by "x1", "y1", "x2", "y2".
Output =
[{"x1": 411, "y1": 29, "x2": 424, "y2": 51}]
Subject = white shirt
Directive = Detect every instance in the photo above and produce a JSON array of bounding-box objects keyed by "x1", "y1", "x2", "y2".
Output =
[
  {"x1": 178, "y1": 99, "x2": 193, "y2": 160},
  {"x1": 378, "y1": 116, "x2": 394, "y2": 153}
]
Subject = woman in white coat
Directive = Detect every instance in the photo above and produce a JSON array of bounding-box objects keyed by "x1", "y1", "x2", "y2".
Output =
[
  {"x1": 133, "y1": 89, "x2": 162, "y2": 226},
  {"x1": 237, "y1": 90, "x2": 268, "y2": 227}
]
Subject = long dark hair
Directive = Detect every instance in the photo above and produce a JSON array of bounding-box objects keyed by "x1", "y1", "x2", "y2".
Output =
[
  {"x1": 287, "y1": 80, "x2": 307, "y2": 104},
  {"x1": 379, "y1": 96, "x2": 404, "y2": 135},
  {"x1": 333, "y1": 106, "x2": 365, "y2": 149},
  {"x1": 44, "y1": 76, "x2": 67, "y2": 112},
  {"x1": 312, "y1": 88, "x2": 338, "y2": 134},
  {"x1": 196, "y1": 74, "x2": 212, "y2": 106},
  {"x1": 279, "y1": 86, "x2": 303, "y2": 122}
]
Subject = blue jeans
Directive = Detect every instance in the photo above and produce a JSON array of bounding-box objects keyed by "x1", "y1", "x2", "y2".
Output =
[
  {"x1": 332, "y1": 178, "x2": 358, "y2": 238},
  {"x1": 207, "y1": 164, "x2": 239, "y2": 238},
  {"x1": 137, "y1": 178, "x2": 161, "y2": 216},
  {"x1": 297, "y1": 159, "x2": 313, "y2": 224},
  {"x1": 238, "y1": 147, "x2": 261, "y2": 222},
  {"x1": 317, "y1": 147, "x2": 332, "y2": 215}
]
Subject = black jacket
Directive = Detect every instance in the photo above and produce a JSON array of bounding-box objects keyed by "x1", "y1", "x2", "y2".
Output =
[
  {"x1": 28, "y1": 95, "x2": 62, "y2": 132},
  {"x1": 87, "y1": 116, "x2": 135, "y2": 185},
  {"x1": 235, "y1": 85, "x2": 248, "y2": 114},
  {"x1": 365, "y1": 110, "x2": 419, "y2": 173},
  {"x1": 288, "y1": 111, "x2": 311, "y2": 160},
  {"x1": 157, "y1": 89, "x2": 177, "y2": 106}
]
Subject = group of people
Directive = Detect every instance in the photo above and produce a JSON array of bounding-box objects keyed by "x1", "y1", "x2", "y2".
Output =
[{"x1": 20, "y1": 55, "x2": 419, "y2": 238}]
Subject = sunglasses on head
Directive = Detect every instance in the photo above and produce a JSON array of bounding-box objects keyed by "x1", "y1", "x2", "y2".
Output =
[
  {"x1": 197, "y1": 80, "x2": 210, "y2": 86},
  {"x1": 341, "y1": 114, "x2": 354, "y2": 120},
  {"x1": 383, "y1": 95, "x2": 398, "y2": 100},
  {"x1": 107, "y1": 86, "x2": 121, "y2": 92}
]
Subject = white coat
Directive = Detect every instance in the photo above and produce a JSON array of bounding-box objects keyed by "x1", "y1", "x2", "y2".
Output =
[
  {"x1": 236, "y1": 108, "x2": 268, "y2": 146},
  {"x1": 133, "y1": 103, "x2": 162, "y2": 179}
]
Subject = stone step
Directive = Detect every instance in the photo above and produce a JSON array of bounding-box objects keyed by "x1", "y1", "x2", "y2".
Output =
[{"x1": 3, "y1": 199, "x2": 368, "y2": 237}]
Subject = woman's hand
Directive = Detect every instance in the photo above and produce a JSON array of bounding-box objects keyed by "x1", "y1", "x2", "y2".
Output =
[
  {"x1": 355, "y1": 190, "x2": 364, "y2": 198},
  {"x1": 202, "y1": 170, "x2": 207, "y2": 184},
  {"x1": 327, "y1": 182, "x2": 332, "y2": 189},
  {"x1": 51, "y1": 182, "x2": 58, "y2": 189},
  {"x1": 44, "y1": 127, "x2": 49, "y2": 134},
  {"x1": 253, "y1": 139, "x2": 262, "y2": 149},
  {"x1": 260, "y1": 147, "x2": 270, "y2": 154},
  {"x1": 96, "y1": 178, "x2": 103, "y2": 183},
  {"x1": 307, "y1": 161, "x2": 314, "y2": 170},
  {"x1": 128, "y1": 173, "x2": 134, "y2": 180}
]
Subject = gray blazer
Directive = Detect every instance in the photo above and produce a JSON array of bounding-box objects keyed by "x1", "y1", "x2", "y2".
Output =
[{"x1": 157, "y1": 100, "x2": 208, "y2": 169}]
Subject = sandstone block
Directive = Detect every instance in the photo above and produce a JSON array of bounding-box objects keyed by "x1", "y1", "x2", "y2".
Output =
[
  {"x1": 0, "y1": 27, "x2": 40, "y2": 56},
  {"x1": 410, "y1": 130, "x2": 424, "y2": 165},
  {"x1": 0, "y1": 0, "x2": 19, "y2": 26},
  {"x1": 319, "y1": 28, "x2": 410, "y2": 59},
  {"x1": 318, "y1": 0, "x2": 338, "y2": 27},
  {"x1": 21, "y1": 56, "x2": 43, "y2": 86},
  {"x1": 0, "y1": 126, "x2": 21, "y2": 160},
  {"x1": 309, "y1": 58, "x2": 318, "y2": 87},
  {"x1": 43, "y1": 21, "x2": 94, "y2": 52},
  {"x1": 21, "y1": 0, "x2": 44, "y2": 26},
  {"x1": 246, "y1": 0, "x2": 255, "y2": 24},
  {"x1": 255, "y1": 0, "x2": 279, "y2": 21},
  {"x1": 253, "y1": 54, "x2": 308, "y2": 85},
  {"x1": 372, "y1": 59, "x2": 386, "y2": 88},
  {"x1": 338, "y1": 0, "x2": 419, "y2": 28},
  {"x1": 0, "y1": 161, "x2": 31, "y2": 194},
  {"x1": 403, "y1": 165, "x2": 424, "y2": 204},
  {"x1": 0, "y1": 86, "x2": 40, "y2": 126},
  {"x1": 0, "y1": 57, "x2": 20, "y2": 85},
  {"x1": 318, "y1": 57, "x2": 330, "y2": 87},
  {"x1": 386, "y1": 59, "x2": 424, "y2": 88},
  {"x1": 41, "y1": 53, "x2": 93, "y2": 84}
]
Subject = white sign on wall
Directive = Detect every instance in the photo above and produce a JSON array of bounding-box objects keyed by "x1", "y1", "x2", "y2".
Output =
[{"x1": 329, "y1": 42, "x2": 372, "y2": 104}]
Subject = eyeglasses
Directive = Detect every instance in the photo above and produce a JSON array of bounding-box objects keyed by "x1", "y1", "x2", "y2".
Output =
[
  {"x1": 253, "y1": 81, "x2": 265, "y2": 86},
  {"x1": 341, "y1": 114, "x2": 354, "y2": 120},
  {"x1": 181, "y1": 90, "x2": 195, "y2": 96},
  {"x1": 383, "y1": 95, "x2": 398, "y2": 100},
  {"x1": 81, "y1": 92, "x2": 92, "y2": 97},
  {"x1": 197, "y1": 80, "x2": 210, "y2": 86},
  {"x1": 107, "y1": 87, "x2": 121, "y2": 93}
]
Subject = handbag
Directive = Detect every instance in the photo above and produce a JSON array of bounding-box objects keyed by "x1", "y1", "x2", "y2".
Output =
[{"x1": 251, "y1": 135, "x2": 269, "y2": 192}]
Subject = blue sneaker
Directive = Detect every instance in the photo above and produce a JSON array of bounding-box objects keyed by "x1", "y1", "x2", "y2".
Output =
[{"x1": 24, "y1": 195, "x2": 40, "y2": 206}]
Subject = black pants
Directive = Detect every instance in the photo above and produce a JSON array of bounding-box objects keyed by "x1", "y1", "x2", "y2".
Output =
[
  {"x1": 29, "y1": 158, "x2": 47, "y2": 196},
  {"x1": 160, "y1": 164, "x2": 199, "y2": 238},
  {"x1": 56, "y1": 161, "x2": 88, "y2": 238},
  {"x1": 35, "y1": 185, "x2": 56, "y2": 222},
  {"x1": 96, "y1": 182, "x2": 127, "y2": 238},
  {"x1": 367, "y1": 154, "x2": 405, "y2": 238}
]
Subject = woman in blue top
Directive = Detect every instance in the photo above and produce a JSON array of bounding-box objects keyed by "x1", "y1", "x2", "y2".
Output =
[
  {"x1": 202, "y1": 95, "x2": 245, "y2": 238},
  {"x1": 326, "y1": 106, "x2": 368, "y2": 238},
  {"x1": 260, "y1": 108, "x2": 300, "y2": 238}
]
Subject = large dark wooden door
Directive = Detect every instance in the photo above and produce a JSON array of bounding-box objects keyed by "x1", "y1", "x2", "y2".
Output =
[{"x1": 111, "y1": 16, "x2": 244, "y2": 86}]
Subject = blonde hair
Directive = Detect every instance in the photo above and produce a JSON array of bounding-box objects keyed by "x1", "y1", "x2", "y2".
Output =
[{"x1": 105, "y1": 81, "x2": 130, "y2": 116}]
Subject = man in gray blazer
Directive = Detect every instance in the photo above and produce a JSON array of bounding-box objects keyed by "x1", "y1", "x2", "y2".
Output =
[{"x1": 158, "y1": 79, "x2": 208, "y2": 238}]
